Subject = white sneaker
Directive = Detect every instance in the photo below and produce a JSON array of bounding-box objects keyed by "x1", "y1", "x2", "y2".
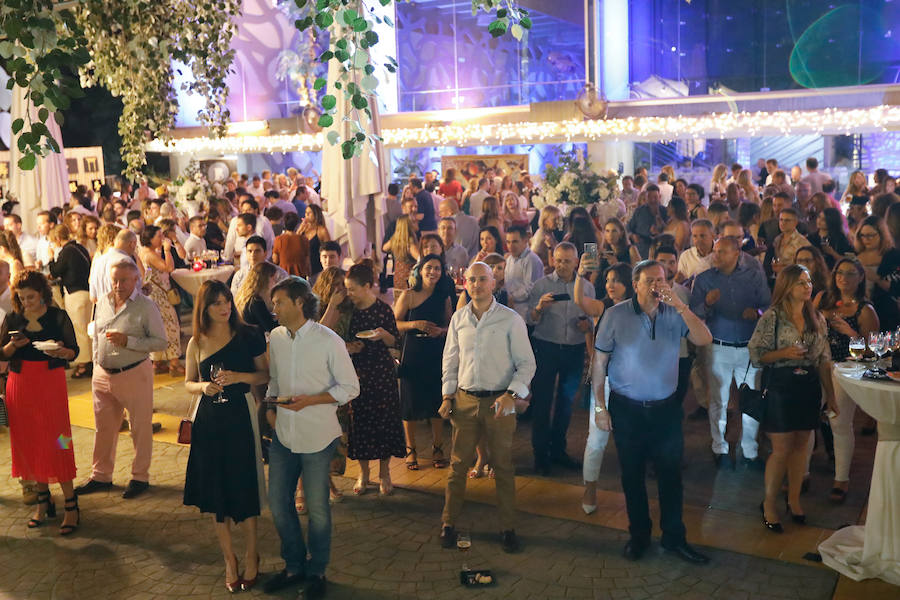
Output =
[{"x1": 582, "y1": 504, "x2": 597, "y2": 515}]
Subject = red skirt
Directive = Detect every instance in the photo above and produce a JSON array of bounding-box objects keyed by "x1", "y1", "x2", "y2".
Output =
[{"x1": 6, "y1": 361, "x2": 76, "y2": 483}]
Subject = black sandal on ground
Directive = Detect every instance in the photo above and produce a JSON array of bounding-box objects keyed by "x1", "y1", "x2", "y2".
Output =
[
  {"x1": 432, "y1": 444, "x2": 449, "y2": 469},
  {"x1": 59, "y1": 496, "x2": 80, "y2": 536},
  {"x1": 405, "y1": 446, "x2": 419, "y2": 471},
  {"x1": 27, "y1": 491, "x2": 56, "y2": 528}
]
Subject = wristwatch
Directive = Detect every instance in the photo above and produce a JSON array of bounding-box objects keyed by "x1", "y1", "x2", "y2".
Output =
[
  {"x1": 506, "y1": 390, "x2": 522, "y2": 401},
  {"x1": 594, "y1": 404, "x2": 607, "y2": 414}
]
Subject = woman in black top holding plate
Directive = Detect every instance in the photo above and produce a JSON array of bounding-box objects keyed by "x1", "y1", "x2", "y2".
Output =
[{"x1": 0, "y1": 271, "x2": 80, "y2": 535}]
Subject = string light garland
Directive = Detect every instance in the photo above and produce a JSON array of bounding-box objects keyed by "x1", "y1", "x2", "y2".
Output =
[{"x1": 145, "y1": 105, "x2": 900, "y2": 154}]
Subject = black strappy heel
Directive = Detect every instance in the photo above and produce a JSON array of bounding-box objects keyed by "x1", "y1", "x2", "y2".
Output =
[
  {"x1": 27, "y1": 491, "x2": 56, "y2": 528},
  {"x1": 59, "y1": 495, "x2": 80, "y2": 536}
]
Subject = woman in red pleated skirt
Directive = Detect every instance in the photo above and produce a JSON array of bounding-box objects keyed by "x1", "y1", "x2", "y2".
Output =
[{"x1": 1, "y1": 270, "x2": 80, "y2": 535}]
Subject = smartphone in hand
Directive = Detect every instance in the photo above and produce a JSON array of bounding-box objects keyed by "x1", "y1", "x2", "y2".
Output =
[
  {"x1": 583, "y1": 243, "x2": 598, "y2": 270},
  {"x1": 551, "y1": 293, "x2": 571, "y2": 301}
]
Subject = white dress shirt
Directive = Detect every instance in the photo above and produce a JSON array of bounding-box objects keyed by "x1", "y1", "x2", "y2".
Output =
[
  {"x1": 16, "y1": 233, "x2": 38, "y2": 266},
  {"x1": 183, "y1": 233, "x2": 207, "y2": 260},
  {"x1": 658, "y1": 182, "x2": 674, "y2": 206},
  {"x1": 594, "y1": 198, "x2": 626, "y2": 225},
  {"x1": 441, "y1": 298, "x2": 536, "y2": 397},
  {"x1": 89, "y1": 248, "x2": 142, "y2": 303},
  {"x1": 504, "y1": 247, "x2": 544, "y2": 319},
  {"x1": 677, "y1": 246, "x2": 714, "y2": 281},
  {"x1": 223, "y1": 215, "x2": 275, "y2": 263},
  {"x1": 268, "y1": 320, "x2": 360, "y2": 454},
  {"x1": 35, "y1": 235, "x2": 52, "y2": 269}
]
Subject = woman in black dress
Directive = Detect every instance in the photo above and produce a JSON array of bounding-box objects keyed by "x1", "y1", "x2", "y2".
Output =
[
  {"x1": 394, "y1": 254, "x2": 454, "y2": 470},
  {"x1": 344, "y1": 261, "x2": 405, "y2": 496},
  {"x1": 183, "y1": 280, "x2": 269, "y2": 592}
]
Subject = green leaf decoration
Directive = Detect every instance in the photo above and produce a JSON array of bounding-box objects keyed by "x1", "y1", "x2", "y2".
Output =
[
  {"x1": 18, "y1": 154, "x2": 36, "y2": 171},
  {"x1": 321, "y1": 94, "x2": 337, "y2": 110},
  {"x1": 341, "y1": 140, "x2": 355, "y2": 159},
  {"x1": 318, "y1": 114, "x2": 334, "y2": 128},
  {"x1": 315, "y1": 12, "x2": 333, "y2": 28},
  {"x1": 351, "y1": 94, "x2": 368, "y2": 109},
  {"x1": 327, "y1": 130, "x2": 340, "y2": 145},
  {"x1": 313, "y1": 77, "x2": 327, "y2": 90},
  {"x1": 520, "y1": 16, "x2": 532, "y2": 29},
  {"x1": 11, "y1": 118, "x2": 24, "y2": 135}
]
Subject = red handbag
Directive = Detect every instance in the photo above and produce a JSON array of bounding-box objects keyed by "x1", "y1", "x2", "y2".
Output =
[{"x1": 177, "y1": 419, "x2": 192, "y2": 444}]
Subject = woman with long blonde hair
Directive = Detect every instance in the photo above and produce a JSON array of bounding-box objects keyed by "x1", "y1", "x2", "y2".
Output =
[
  {"x1": 95, "y1": 224, "x2": 120, "y2": 256},
  {"x1": 531, "y1": 205, "x2": 561, "y2": 271},
  {"x1": 748, "y1": 265, "x2": 837, "y2": 532},
  {"x1": 737, "y1": 169, "x2": 759, "y2": 202},
  {"x1": 841, "y1": 170, "x2": 869, "y2": 203},
  {"x1": 235, "y1": 261, "x2": 278, "y2": 333},
  {"x1": 710, "y1": 163, "x2": 728, "y2": 201},
  {"x1": 383, "y1": 215, "x2": 419, "y2": 291},
  {"x1": 478, "y1": 196, "x2": 504, "y2": 239}
]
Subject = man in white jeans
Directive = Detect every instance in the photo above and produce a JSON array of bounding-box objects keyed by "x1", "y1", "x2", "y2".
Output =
[{"x1": 690, "y1": 236, "x2": 771, "y2": 468}]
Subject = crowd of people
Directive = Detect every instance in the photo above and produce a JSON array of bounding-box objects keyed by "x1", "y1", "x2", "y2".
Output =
[{"x1": 1, "y1": 158, "x2": 897, "y2": 596}]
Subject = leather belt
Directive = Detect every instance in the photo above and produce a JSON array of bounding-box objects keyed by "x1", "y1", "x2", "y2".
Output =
[
  {"x1": 712, "y1": 339, "x2": 748, "y2": 348},
  {"x1": 460, "y1": 389, "x2": 505, "y2": 398},
  {"x1": 102, "y1": 359, "x2": 146, "y2": 375}
]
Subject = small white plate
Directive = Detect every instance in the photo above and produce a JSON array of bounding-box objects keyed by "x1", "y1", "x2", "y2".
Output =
[
  {"x1": 33, "y1": 340, "x2": 61, "y2": 351},
  {"x1": 356, "y1": 330, "x2": 377, "y2": 339}
]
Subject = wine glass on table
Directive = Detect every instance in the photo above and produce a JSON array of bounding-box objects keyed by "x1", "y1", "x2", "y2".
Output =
[
  {"x1": 457, "y1": 530, "x2": 471, "y2": 572},
  {"x1": 209, "y1": 362, "x2": 227, "y2": 403},
  {"x1": 868, "y1": 332, "x2": 885, "y2": 372}
]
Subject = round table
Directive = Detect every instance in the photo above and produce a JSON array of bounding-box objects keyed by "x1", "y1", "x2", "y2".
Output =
[
  {"x1": 818, "y1": 366, "x2": 900, "y2": 585},
  {"x1": 170, "y1": 265, "x2": 235, "y2": 297}
]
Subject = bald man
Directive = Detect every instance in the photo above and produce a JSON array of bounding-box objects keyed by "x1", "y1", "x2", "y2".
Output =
[{"x1": 438, "y1": 262, "x2": 536, "y2": 553}]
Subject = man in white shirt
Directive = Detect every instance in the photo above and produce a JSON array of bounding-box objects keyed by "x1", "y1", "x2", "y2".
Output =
[
  {"x1": 438, "y1": 199, "x2": 479, "y2": 258},
  {"x1": 437, "y1": 218, "x2": 469, "y2": 272},
  {"x1": 676, "y1": 220, "x2": 715, "y2": 282},
  {"x1": 182, "y1": 216, "x2": 208, "y2": 260},
  {"x1": 504, "y1": 225, "x2": 544, "y2": 321},
  {"x1": 4, "y1": 214, "x2": 37, "y2": 266},
  {"x1": 265, "y1": 277, "x2": 359, "y2": 597},
  {"x1": 34, "y1": 211, "x2": 56, "y2": 271},
  {"x1": 231, "y1": 236, "x2": 289, "y2": 296},
  {"x1": 89, "y1": 229, "x2": 141, "y2": 303},
  {"x1": 467, "y1": 178, "x2": 491, "y2": 218},
  {"x1": 223, "y1": 196, "x2": 275, "y2": 264},
  {"x1": 223, "y1": 213, "x2": 257, "y2": 265},
  {"x1": 657, "y1": 173, "x2": 674, "y2": 207},
  {"x1": 438, "y1": 261, "x2": 536, "y2": 554},
  {"x1": 247, "y1": 175, "x2": 265, "y2": 200},
  {"x1": 594, "y1": 195, "x2": 627, "y2": 225}
]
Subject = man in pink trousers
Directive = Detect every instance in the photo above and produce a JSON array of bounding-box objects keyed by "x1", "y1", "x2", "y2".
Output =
[{"x1": 75, "y1": 261, "x2": 167, "y2": 499}]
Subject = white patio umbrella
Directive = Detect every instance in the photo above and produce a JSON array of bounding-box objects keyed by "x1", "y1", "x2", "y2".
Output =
[
  {"x1": 9, "y1": 84, "x2": 69, "y2": 233},
  {"x1": 320, "y1": 18, "x2": 389, "y2": 263}
]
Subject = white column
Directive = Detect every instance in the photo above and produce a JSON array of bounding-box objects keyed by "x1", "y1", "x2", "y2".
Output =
[
  {"x1": 601, "y1": 0, "x2": 630, "y2": 101},
  {"x1": 587, "y1": 141, "x2": 634, "y2": 175}
]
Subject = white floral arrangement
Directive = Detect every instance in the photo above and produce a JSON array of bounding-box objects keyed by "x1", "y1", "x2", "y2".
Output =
[
  {"x1": 170, "y1": 160, "x2": 211, "y2": 218},
  {"x1": 533, "y1": 149, "x2": 619, "y2": 212}
]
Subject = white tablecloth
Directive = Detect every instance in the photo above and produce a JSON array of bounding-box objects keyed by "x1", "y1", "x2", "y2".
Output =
[
  {"x1": 170, "y1": 266, "x2": 235, "y2": 297},
  {"x1": 818, "y1": 367, "x2": 900, "y2": 585}
]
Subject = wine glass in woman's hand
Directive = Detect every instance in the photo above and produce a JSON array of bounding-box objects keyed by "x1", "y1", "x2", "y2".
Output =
[{"x1": 209, "y1": 363, "x2": 227, "y2": 404}]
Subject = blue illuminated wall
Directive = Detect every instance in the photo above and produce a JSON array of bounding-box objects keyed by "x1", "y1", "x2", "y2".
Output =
[
  {"x1": 394, "y1": 0, "x2": 586, "y2": 111},
  {"x1": 628, "y1": 0, "x2": 900, "y2": 95}
]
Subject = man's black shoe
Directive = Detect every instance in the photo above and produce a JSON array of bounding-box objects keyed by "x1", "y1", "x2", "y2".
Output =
[
  {"x1": 74, "y1": 479, "x2": 112, "y2": 495},
  {"x1": 622, "y1": 539, "x2": 649, "y2": 561},
  {"x1": 688, "y1": 406, "x2": 708, "y2": 420},
  {"x1": 263, "y1": 570, "x2": 305, "y2": 594},
  {"x1": 741, "y1": 456, "x2": 765, "y2": 471},
  {"x1": 661, "y1": 541, "x2": 710, "y2": 565},
  {"x1": 713, "y1": 453, "x2": 731, "y2": 469},
  {"x1": 306, "y1": 575, "x2": 327, "y2": 600},
  {"x1": 551, "y1": 453, "x2": 582, "y2": 470},
  {"x1": 121, "y1": 480, "x2": 149, "y2": 499},
  {"x1": 500, "y1": 530, "x2": 521, "y2": 553},
  {"x1": 440, "y1": 525, "x2": 457, "y2": 549}
]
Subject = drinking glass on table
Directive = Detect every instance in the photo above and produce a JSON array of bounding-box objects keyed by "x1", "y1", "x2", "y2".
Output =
[
  {"x1": 868, "y1": 332, "x2": 886, "y2": 370},
  {"x1": 848, "y1": 337, "x2": 866, "y2": 374},
  {"x1": 457, "y1": 530, "x2": 472, "y2": 571},
  {"x1": 209, "y1": 362, "x2": 227, "y2": 403}
]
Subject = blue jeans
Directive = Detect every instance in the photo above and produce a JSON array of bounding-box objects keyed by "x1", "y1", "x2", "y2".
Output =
[{"x1": 268, "y1": 434, "x2": 338, "y2": 577}]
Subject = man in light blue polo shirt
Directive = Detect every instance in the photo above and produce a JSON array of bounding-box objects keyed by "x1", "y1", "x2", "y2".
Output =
[{"x1": 592, "y1": 260, "x2": 712, "y2": 565}]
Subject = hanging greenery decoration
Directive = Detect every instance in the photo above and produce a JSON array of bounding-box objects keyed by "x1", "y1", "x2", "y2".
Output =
[
  {"x1": 2, "y1": 0, "x2": 240, "y2": 180},
  {"x1": 298, "y1": 0, "x2": 532, "y2": 159}
]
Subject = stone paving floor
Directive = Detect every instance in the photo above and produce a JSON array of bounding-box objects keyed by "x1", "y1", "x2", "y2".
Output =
[{"x1": 0, "y1": 425, "x2": 839, "y2": 600}]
